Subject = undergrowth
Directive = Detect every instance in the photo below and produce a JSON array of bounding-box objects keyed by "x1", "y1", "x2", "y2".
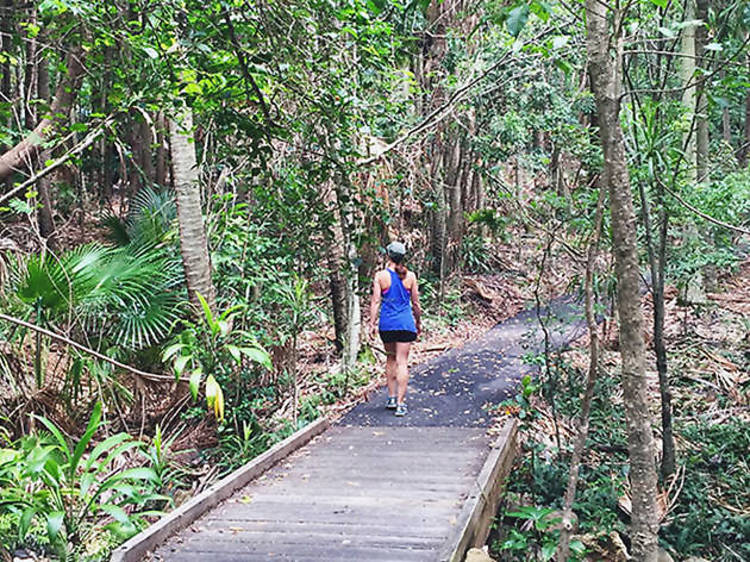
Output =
[{"x1": 493, "y1": 310, "x2": 750, "y2": 561}]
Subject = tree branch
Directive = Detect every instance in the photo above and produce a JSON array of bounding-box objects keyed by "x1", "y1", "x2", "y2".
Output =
[
  {"x1": 0, "y1": 313, "x2": 178, "y2": 383},
  {"x1": 660, "y1": 181, "x2": 750, "y2": 236},
  {"x1": 0, "y1": 117, "x2": 114, "y2": 206}
]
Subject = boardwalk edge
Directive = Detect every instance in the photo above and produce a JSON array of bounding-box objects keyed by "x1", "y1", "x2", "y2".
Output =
[
  {"x1": 442, "y1": 418, "x2": 519, "y2": 562},
  {"x1": 110, "y1": 416, "x2": 330, "y2": 562}
]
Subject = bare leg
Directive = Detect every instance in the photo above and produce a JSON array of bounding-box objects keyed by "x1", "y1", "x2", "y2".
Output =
[
  {"x1": 384, "y1": 341, "x2": 397, "y2": 397},
  {"x1": 395, "y1": 342, "x2": 412, "y2": 404}
]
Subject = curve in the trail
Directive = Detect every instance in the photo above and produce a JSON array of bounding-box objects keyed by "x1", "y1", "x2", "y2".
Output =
[{"x1": 343, "y1": 295, "x2": 586, "y2": 428}]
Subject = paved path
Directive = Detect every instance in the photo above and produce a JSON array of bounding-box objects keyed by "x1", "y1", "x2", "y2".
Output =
[{"x1": 149, "y1": 296, "x2": 585, "y2": 561}]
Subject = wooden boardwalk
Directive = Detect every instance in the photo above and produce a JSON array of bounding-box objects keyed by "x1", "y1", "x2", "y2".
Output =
[
  {"x1": 115, "y1": 297, "x2": 586, "y2": 562},
  {"x1": 146, "y1": 424, "x2": 514, "y2": 561}
]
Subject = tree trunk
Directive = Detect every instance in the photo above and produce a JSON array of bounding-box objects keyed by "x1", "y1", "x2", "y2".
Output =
[
  {"x1": 695, "y1": 0, "x2": 709, "y2": 181},
  {"x1": 23, "y1": 6, "x2": 38, "y2": 131},
  {"x1": 139, "y1": 115, "x2": 155, "y2": 184},
  {"x1": 129, "y1": 111, "x2": 144, "y2": 195},
  {"x1": 156, "y1": 111, "x2": 168, "y2": 187},
  {"x1": 1, "y1": 0, "x2": 14, "y2": 191},
  {"x1": 743, "y1": 47, "x2": 750, "y2": 167},
  {"x1": 680, "y1": 0, "x2": 697, "y2": 181},
  {"x1": 637, "y1": 179, "x2": 675, "y2": 478},
  {"x1": 557, "y1": 187, "x2": 605, "y2": 562},
  {"x1": 0, "y1": 49, "x2": 84, "y2": 182},
  {"x1": 585, "y1": 0, "x2": 660, "y2": 559},
  {"x1": 328, "y1": 249, "x2": 348, "y2": 354},
  {"x1": 169, "y1": 110, "x2": 216, "y2": 311},
  {"x1": 36, "y1": 60, "x2": 55, "y2": 241}
]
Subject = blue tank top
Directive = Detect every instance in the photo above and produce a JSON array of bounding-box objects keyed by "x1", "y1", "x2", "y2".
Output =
[{"x1": 379, "y1": 269, "x2": 417, "y2": 333}]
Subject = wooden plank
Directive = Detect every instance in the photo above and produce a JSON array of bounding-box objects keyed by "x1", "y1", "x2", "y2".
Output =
[
  {"x1": 202, "y1": 506, "x2": 458, "y2": 527},
  {"x1": 155, "y1": 544, "x2": 437, "y2": 562},
  {"x1": 212, "y1": 493, "x2": 462, "y2": 509},
  {"x1": 439, "y1": 419, "x2": 519, "y2": 562},
  {"x1": 111, "y1": 417, "x2": 329, "y2": 562},
  {"x1": 185, "y1": 518, "x2": 450, "y2": 537},
  {"x1": 165, "y1": 530, "x2": 445, "y2": 549}
]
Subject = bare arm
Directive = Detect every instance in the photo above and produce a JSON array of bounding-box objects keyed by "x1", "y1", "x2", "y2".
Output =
[
  {"x1": 410, "y1": 273, "x2": 422, "y2": 334},
  {"x1": 369, "y1": 274, "x2": 382, "y2": 337}
]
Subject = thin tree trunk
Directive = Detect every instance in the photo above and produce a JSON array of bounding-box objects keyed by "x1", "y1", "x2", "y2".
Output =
[
  {"x1": 721, "y1": 69, "x2": 731, "y2": 143},
  {"x1": 139, "y1": 115, "x2": 154, "y2": 184},
  {"x1": 129, "y1": 111, "x2": 144, "y2": 195},
  {"x1": 680, "y1": 0, "x2": 697, "y2": 182},
  {"x1": 655, "y1": 181, "x2": 673, "y2": 476},
  {"x1": 36, "y1": 60, "x2": 54, "y2": 241},
  {"x1": 695, "y1": 0, "x2": 709, "y2": 181},
  {"x1": 156, "y1": 111, "x2": 168, "y2": 187},
  {"x1": 0, "y1": 49, "x2": 84, "y2": 182},
  {"x1": 743, "y1": 47, "x2": 750, "y2": 166},
  {"x1": 22, "y1": 6, "x2": 37, "y2": 131},
  {"x1": 585, "y1": 0, "x2": 660, "y2": 558},
  {"x1": 557, "y1": 186, "x2": 606, "y2": 562},
  {"x1": 1, "y1": 0, "x2": 14, "y2": 191},
  {"x1": 328, "y1": 247, "x2": 348, "y2": 354},
  {"x1": 169, "y1": 109, "x2": 216, "y2": 311},
  {"x1": 100, "y1": 46, "x2": 114, "y2": 201},
  {"x1": 637, "y1": 178, "x2": 675, "y2": 478}
]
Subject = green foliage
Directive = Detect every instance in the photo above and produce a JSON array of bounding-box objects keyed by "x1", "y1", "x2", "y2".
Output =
[
  {"x1": 461, "y1": 233, "x2": 494, "y2": 274},
  {"x1": 668, "y1": 170, "x2": 750, "y2": 284},
  {"x1": 661, "y1": 421, "x2": 750, "y2": 559},
  {"x1": 419, "y1": 276, "x2": 467, "y2": 327},
  {"x1": 163, "y1": 294, "x2": 271, "y2": 422},
  {"x1": 0, "y1": 404, "x2": 166, "y2": 559},
  {"x1": 5, "y1": 240, "x2": 182, "y2": 353},
  {"x1": 495, "y1": 505, "x2": 586, "y2": 561},
  {"x1": 102, "y1": 187, "x2": 177, "y2": 249}
]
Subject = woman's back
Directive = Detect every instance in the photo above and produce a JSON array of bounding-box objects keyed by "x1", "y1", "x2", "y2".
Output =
[{"x1": 379, "y1": 269, "x2": 416, "y2": 333}]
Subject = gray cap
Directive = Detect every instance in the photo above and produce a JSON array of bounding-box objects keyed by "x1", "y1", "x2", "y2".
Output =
[{"x1": 386, "y1": 241, "x2": 406, "y2": 262}]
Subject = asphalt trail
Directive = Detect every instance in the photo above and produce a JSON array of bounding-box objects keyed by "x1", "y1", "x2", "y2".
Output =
[{"x1": 342, "y1": 295, "x2": 587, "y2": 428}]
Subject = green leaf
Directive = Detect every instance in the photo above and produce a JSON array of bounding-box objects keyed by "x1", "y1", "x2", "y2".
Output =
[
  {"x1": 196, "y1": 292, "x2": 215, "y2": 331},
  {"x1": 541, "y1": 541, "x2": 556, "y2": 561},
  {"x1": 34, "y1": 415, "x2": 70, "y2": 457},
  {"x1": 18, "y1": 507, "x2": 36, "y2": 539},
  {"x1": 162, "y1": 343, "x2": 185, "y2": 362},
  {"x1": 703, "y1": 42, "x2": 722, "y2": 52},
  {"x1": 71, "y1": 402, "x2": 102, "y2": 474},
  {"x1": 46, "y1": 511, "x2": 64, "y2": 543},
  {"x1": 570, "y1": 539, "x2": 586, "y2": 555},
  {"x1": 239, "y1": 347, "x2": 272, "y2": 370},
  {"x1": 174, "y1": 354, "x2": 191, "y2": 377},
  {"x1": 183, "y1": 82, "x2": 202, "y2": 95},
  {"x1": 649, "y1": 0, "x2": 668, "y2": 8},
  {"x1": 507, "y1": 5, "x2": 530, "y2": 37},
  {"x1": 115, "y1": 467, "x2": 158, "y2": 482},
  {"x1": 189, "y1": 369, "x2": 203, "y2": 400},
  {"x1": 226, "y1": 344, "x2": 242, "y2": 363},
  {"x1": 86, "y1": 433, "x2": 133, "y2": 470},
  {"x1": 100, "y1": 503, "x2": 130, "y2": 523},
  {"x1": 9, "y1": 199, "x2": 34, "y2": 214}
]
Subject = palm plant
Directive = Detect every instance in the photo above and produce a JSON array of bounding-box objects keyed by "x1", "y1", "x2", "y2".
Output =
[
  {"x1": 1, "y1": 188, "x2": 184, "y2": 388},
  {"x1": 101, "y1": 187, "x2": 177, "y2": 249}
]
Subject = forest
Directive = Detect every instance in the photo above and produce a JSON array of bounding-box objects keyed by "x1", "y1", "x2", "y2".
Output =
[{"x1": 0, "y1": 0, "x2": 748, "y2": 560}]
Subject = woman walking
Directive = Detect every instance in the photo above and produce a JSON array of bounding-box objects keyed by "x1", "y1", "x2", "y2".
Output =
[{"x1": 368, "y1": 241, "x2": 422, "y2": 417}]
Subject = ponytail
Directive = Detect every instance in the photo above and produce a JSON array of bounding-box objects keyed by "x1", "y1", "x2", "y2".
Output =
[{"x1": 394, "y1": 263, "x2": 408, "y2": 280}]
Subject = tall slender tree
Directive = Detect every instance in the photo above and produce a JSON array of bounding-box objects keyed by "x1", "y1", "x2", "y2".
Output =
[
  {"x1": 585, "y1": 0, "x2": 660, "y2": 558},
  {"x1": 169, "y1": 109, "x2": 216, "y2": 311}
]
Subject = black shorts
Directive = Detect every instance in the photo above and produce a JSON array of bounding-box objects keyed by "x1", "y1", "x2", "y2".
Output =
[{"x1": 379, "y1": 330, "x2": 417, "y2": 343}]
